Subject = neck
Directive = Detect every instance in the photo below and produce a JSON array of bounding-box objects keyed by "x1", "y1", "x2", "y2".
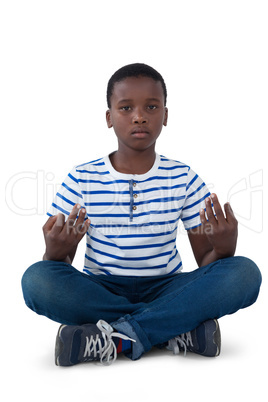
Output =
[{"x1": 110, "y1": 147, "x2": 156, "y2": 174}]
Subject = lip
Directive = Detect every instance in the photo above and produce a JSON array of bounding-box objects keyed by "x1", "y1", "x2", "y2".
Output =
[{"x1": 131, "y1": 128, "x2": 150, "y2": 137}]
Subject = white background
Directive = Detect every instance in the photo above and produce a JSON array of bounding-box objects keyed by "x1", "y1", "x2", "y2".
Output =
[{"x1": 1, "y1": 1, "x2": 267, "y2": 401}]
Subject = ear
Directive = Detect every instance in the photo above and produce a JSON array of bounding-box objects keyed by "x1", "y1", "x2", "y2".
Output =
[
  {"x1": 163, "y1": 107, "x2": 168, "y2": 127},
  {"x1": 106, "y1": 110, "x2": 113, "y2": 128}
]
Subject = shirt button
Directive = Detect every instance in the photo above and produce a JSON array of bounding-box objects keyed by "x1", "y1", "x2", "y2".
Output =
[
  {"x1": 133, "y1": 206, "x2": 137, "y2": 210},
  {"x1": 134, "y1": 194, "x2": 138, "y2": 198},
  {"x1": 133, "y1": 182, "x2": 137, "y2": 187}
]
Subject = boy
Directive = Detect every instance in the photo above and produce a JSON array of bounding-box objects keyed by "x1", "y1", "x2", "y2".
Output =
[{"x1": 22, "y1": 63, "x2": 262, "y2": 366}]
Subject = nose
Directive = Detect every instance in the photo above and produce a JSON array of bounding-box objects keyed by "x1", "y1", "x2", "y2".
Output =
[{"x1": 132, "y1": 109, "x2": 148, "y2": 124}]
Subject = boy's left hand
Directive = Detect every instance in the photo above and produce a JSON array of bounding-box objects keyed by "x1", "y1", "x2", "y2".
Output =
[{"x1": 199, "y1": 193, "x2": 238, "y2": 259}]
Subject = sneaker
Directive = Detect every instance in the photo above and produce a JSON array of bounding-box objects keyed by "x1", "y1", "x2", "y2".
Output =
[
  {"x1": 55, "y1": 319, "x2": 135, "y2": 366},
  {"x1": 167, "y1": 319, "x2": 221, "y2": 357}
]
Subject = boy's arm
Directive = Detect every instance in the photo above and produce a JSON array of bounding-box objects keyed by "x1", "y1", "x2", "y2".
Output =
[
  {"x1": 187, "y1": 193, "x2": 238, "y2": 267},
  {"x1": 42, "y1": 204, "x2": 91, "y2": 264}
]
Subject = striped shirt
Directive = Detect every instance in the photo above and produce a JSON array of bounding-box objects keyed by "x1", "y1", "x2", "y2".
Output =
[{"x1": 47, "y1": 154, "x2": 210, "y2": 276}]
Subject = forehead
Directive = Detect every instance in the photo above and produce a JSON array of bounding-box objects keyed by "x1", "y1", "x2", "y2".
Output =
[{"x1": 111, "y1": 76, "x2": 164, "y2": 103}]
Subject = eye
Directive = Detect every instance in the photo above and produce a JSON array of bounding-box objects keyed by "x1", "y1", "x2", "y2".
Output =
[
  {"x1": 120, "y1": 106, "x2": 131, "y2": 111},
  {"x1": 148, "y1": 105, "x2": 157, "y2": 110}
]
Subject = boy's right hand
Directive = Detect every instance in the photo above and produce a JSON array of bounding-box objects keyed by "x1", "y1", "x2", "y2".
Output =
[{"x1": 42, "y1": 204, "x2": 90, "y2": 263}]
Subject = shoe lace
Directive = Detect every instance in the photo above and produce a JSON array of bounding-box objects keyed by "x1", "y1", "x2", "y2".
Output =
[
  {"x1": 83, "y1": 320, "x2": 136, "y2": 365},
  {"x1": 167, "y1": 331, "x2": 194, "y2": 356}
]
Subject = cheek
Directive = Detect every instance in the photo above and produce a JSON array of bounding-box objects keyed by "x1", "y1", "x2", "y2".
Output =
[
  {"x1": 113, "y1": 114, "x2": 130, "y2": 129},
  {"x1": 155, "y1": 116, "x2": 167, "y2": 131},
  {"x1": 112, "y1": 120, "x2": 125, "y2": 131}
]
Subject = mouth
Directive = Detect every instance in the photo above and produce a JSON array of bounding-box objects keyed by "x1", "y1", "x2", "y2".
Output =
[{"x1": 131, "y1": 128, "x2": 150, "y2": 138}]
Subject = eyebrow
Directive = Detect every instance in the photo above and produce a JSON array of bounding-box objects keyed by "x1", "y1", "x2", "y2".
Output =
[
  {"x1": 117, "y1": 97, "x2": 162, "y2": 104},
  {"x1": 117, "y1": 99, "x2": 132, "y2": 104}
]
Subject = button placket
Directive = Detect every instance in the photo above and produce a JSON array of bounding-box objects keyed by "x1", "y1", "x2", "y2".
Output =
[
  {"x1": 133, "y1": 182, "x2": 138, "y2": 213},
  {"x1": 132, "y1": 182, "x2": 138, "y2": 213},
  {"x1": 129, "y1": 180, "x2": 138, "y2": 221}
]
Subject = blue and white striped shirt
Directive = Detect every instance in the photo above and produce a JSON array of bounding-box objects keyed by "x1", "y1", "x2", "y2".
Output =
[{"x1": 47, "y1": 154, "x2": 210, "y2": 276}]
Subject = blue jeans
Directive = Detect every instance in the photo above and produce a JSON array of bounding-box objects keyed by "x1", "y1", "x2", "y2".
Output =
[{"x1": 21, "y1": 256, "x2": 261, "y2": 360}]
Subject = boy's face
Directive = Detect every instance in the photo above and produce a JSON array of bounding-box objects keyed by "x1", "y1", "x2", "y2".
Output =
[{"x1": 106, "y1": 76, "x2": 168, "y2": 153}]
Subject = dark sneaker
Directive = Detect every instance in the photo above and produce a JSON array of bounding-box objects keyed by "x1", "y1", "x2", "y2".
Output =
[
  {"x1": 55, "y1": 319, "x2": 135, "y2": 366},
  {"x1": 167, "y1": 319, "x2": 221, "y2": 357}
]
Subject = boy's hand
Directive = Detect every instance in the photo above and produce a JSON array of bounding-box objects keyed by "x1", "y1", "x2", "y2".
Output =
[
  {"x1": 199, "y1": 193, "x2": 238, "y2": 259},
  {"x1": 42, "y1": 204, "x2": 91, "y2": 263}
]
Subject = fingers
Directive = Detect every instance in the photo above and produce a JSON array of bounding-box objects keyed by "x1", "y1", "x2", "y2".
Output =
[
  {"x1": 205, "y1": 194, "x2": 223, "y2": 225},
  {"x1": 224, "y1": 202, "x2": 237, "y2": 224},
  {"x1": 73, "y1": 207, "x2": 91, "y2": 238},
  {"x1": 199, "y1": 207, "x2": 207, "y2": 225},
  {"x1": 210, "y1": 194, "x2": 225, "y2": 223},
  {"x1": 200, "y1": 193, "x2": 225, "y2": 225},
  {"x1": 65, "y1": 203, "x2": 90, "y2": 237},
  {"x1": 52, "y1": 213, "x2": 66, "y2": 235},
  {"x1": 43, "y1": 214, "x2": 64, "y2": 235},
  {"x1": 200, "y1": 194, "x2": 237, "y2": 229},
  {"x1": 43, "y1": 204, "x2": 90, "y2": 239},
  {"x1": 66, "y1": 203, "x2": 81, "y2": 226},
  {"x1": 43, "y1": 215, "x2": 57, "y2": 233}
]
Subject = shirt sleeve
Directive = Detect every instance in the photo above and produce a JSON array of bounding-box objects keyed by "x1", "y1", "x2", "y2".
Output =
[
  {"x1": 180, "y1": 167, "x2": 211, "y2": 230},
  {"x1": 47, "y1": 166, "x2": 85, "y2": 219}
]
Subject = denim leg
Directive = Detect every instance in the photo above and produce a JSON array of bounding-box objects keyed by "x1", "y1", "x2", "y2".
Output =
[
  {"x1": 22, "y1": 257, "x2": 261, "y2": 361},
  {"x1": 21, "y1": 260, "x2": 146, "y2": 325},
  {"x1": 112, "y1": 256, "x2": 262, "y2": 360}
]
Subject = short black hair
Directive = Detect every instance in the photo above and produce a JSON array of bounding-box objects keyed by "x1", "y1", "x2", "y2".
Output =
[{"x1": 106, "y1": 63, "x2": 167, "y2": 108}]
